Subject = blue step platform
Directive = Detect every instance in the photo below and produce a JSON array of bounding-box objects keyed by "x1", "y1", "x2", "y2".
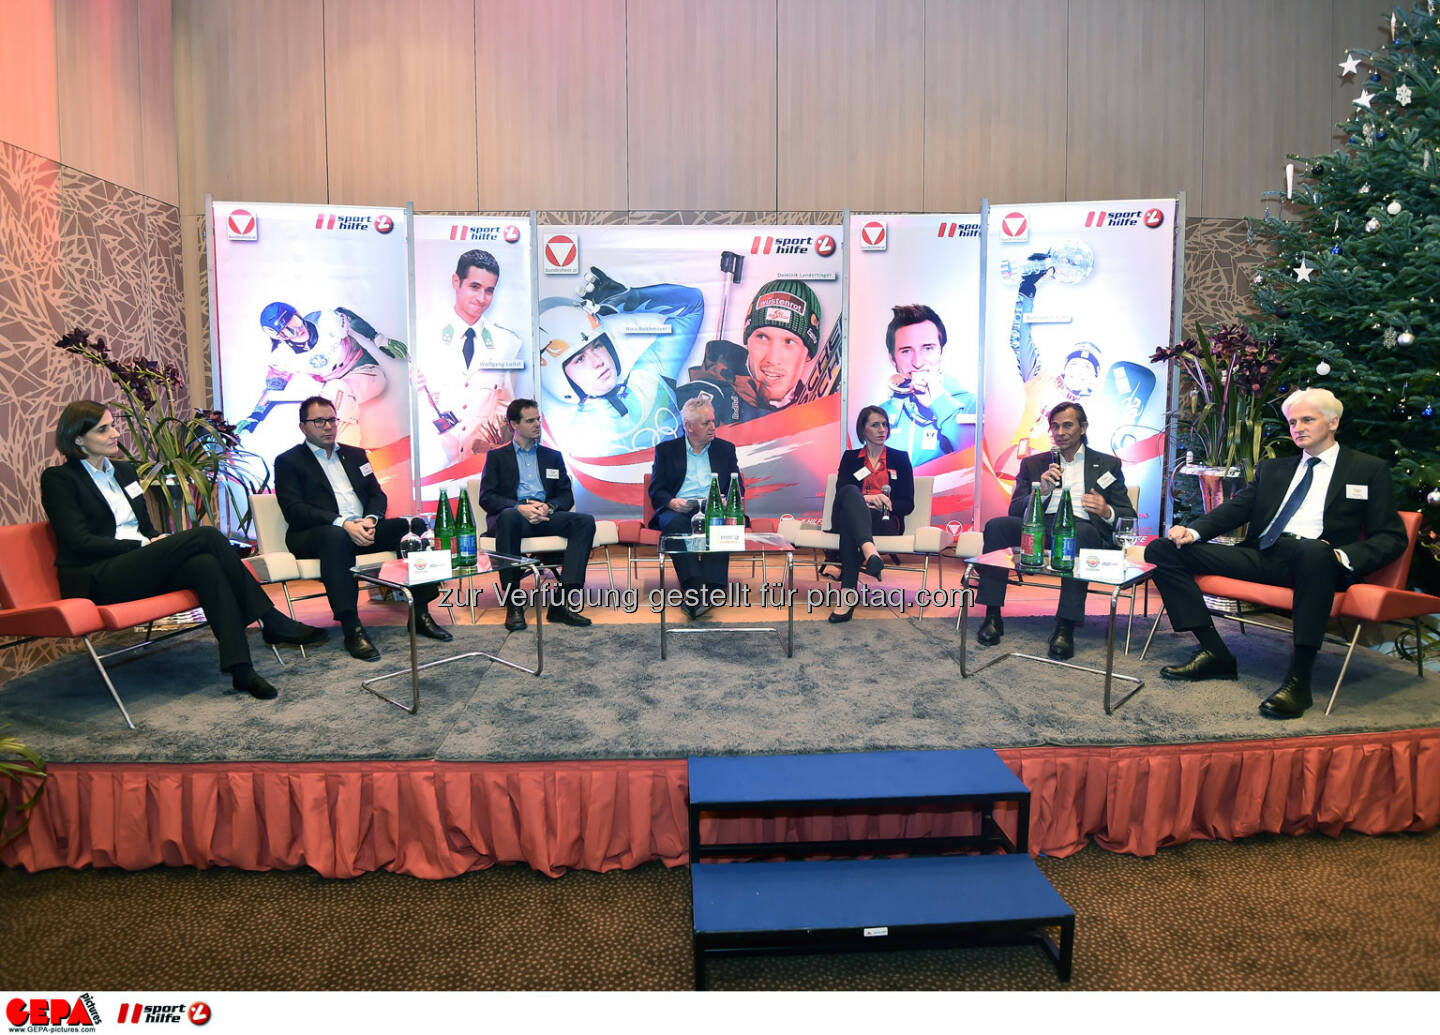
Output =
[{"x1": 687, "y1": 749, "x2": 1074, "y2": 988}]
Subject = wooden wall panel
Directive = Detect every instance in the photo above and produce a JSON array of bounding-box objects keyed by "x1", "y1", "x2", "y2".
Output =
[
  {"x1": 1330, "y1": 0, "x2": 1389, "y2": 147},
  {"x1": 1200, "y1": 0, "x2": 1333, "y2": 218},
  {"x1": 627, "y1": 0, "x2": 776, "y2": 210},
  {"x1": 923, "y1": 0, "x2": 1069, "y2": 210},
  {"x1": 0, "y1": 0, "x2": 60, "y2": 161},
  {"x1": 474, "y1": 0, "x2": 626, "y2": 210},
  {"x1": 139, "y1": 0, "x2": 178, "y2": 205},
  {"x1": 325, "y1": 0, "x2": 477, "y2": 210},
  {"x1": 777, "y1": 0, "x2": 925, "y2": 211},
  {"x1": 177, "y1": 0, "x2": 328, "y2": 212},
  {"x1": 55, "y1": 0, "x2": 145, "y2": 194},
  {"x1": 1066, "y1": 0, "x2": 1203, "y2": 209}
]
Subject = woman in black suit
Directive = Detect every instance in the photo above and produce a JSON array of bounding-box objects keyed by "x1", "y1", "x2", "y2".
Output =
[
  {"x1": 39, "y1": 400, "x2": 327, "y2": 700},
  {"x1": 826, "y1": 405, "x2": 914, "y2": 623}
]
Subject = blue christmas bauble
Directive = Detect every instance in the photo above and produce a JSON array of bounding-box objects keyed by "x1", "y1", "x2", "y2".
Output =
[
  {"x1": 1424, "y1": 405, "x2": 1435, "y2": 417},
  {"x1": 1370, "y1": 72, "x2": 1382, "y2": 82},
  {"x1": 1330, "y1": 244, "x2": 1342, "y2": 254}
]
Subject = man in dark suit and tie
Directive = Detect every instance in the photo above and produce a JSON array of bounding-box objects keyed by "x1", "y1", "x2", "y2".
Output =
[
  {"x1": 975, "y1": 401, "x2": 1137, "y2": 660},
  {"x1": 649, "y1": 397, "x2": 745, "y2": 619},
  {"x1": 1145, "y1": 388, "x2": 1407, "y2": 718},
  {"x1": 275, "y1": 396, "x2": 452, "y2": 662},
  {"x1": 478, "y1": 398, "x2": 595, "y2": 632}
]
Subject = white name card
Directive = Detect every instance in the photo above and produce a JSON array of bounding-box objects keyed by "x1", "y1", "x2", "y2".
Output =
[
  {"x1": 708, "y1": 524, "x2": 745, "y2": 551},
  {"x1": 1076, "y1": 548, "x2": 1126, "y2": 583},
  {"x1": 406, "y1": 548, "x2": 452, "y2": 583}
]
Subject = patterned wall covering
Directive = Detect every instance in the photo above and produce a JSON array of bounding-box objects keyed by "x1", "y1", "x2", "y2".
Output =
[
  {"x1": 1182, "y1": 216, "x2": 1268, "y2": 330},
  {"x1": 0, "y1": 139, "x2": 186, "y2": 684}
]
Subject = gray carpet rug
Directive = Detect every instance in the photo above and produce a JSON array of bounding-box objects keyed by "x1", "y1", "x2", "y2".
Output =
[{"x1": 0, "y1": 617, "x2": 1435, "y2": 764}]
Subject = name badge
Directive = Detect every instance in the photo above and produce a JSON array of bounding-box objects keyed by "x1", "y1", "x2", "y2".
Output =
[
  {"x1": 854, "y1": 467, "x2": 870, "y2": 481},
  {"x1": 545, "y1": 468, "x2": 560, "y2": 479},
  {"x1": 889, "y1": 469, "x2": 898, "y2": 480},
  {"x1": 359, "y1": 462, "x2": 373, "y2": 476},
  {"x1": 1096, "y1": 471, "x2": 1116, "y2": 489},
  {"x1": 1346, "y1": 483, "x2": 1368, "y2": 500},
  {"x1": 124, "y1": 481, "x2": 144, "y2": 499}
]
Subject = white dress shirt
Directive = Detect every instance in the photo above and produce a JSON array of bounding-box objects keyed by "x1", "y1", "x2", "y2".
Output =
[
  {"x1": 308, "y1": 443, "x2": 368, "y2": 525},
  {"x1": 83, "y1": 458, "x2": 147, "y2": 544}
]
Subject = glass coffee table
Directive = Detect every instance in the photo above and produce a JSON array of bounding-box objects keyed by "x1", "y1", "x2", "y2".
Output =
[
  {"x1": 955, "y1": 548, "x2": 1156, "y2": 714},
  {"x1": 658, "y1": 531, "x2": 795, "y2": 659},
  {"x1": 351, "y1": 551, "x2": 544, "y2": 714}
]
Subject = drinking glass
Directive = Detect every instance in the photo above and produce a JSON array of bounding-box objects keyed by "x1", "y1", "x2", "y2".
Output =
[
  {"x1": 1113, "y1": 517, "x2": 1138, "y2": 572},
  {"x1": 398, "y1": 515, "x2": 425, "y2": 557}
]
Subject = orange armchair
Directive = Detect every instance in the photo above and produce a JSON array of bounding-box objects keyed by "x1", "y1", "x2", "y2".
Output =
[
  {"x1": 1141, "y1": 513, "x2": 1438, "y2": 714},
  {"x1": 0, "y1": 522, "x2": 207, "y2": 729}
]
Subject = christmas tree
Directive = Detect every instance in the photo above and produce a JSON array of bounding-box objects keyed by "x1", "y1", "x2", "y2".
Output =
[{"x1": 1250, "y1": 2, "x2": 1439, "y2": 591}]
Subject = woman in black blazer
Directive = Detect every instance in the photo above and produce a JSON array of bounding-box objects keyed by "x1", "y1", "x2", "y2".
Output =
[
  {"x1": 39, "y1": 400, "x2": 327, "y2": 700},
  {"x1": 826, "y1": 405, "x2": 915, "y2": 623}
]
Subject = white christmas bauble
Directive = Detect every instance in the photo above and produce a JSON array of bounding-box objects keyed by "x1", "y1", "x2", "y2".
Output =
[
  {"x1": 1365, "y1": 217, "x2": 1381, "y2": 232},
  {"x1": 1387, "y1": 200, "x2": 1402, "y2": 215},
  {"x1": 1252, "y1": 274, "x2": 1263, "y2": 284},
  {"x1": 1429, "y1": 489, "x2": 1440, "y2": 506},
  {"x1": 1398, "y1": 331, "x2": 1416, "y2": 345},
  {"x1": 1316, "y1": 361, "x2": 1332, "y2": 376}
]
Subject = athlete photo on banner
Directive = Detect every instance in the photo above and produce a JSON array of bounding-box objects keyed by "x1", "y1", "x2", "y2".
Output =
[
  {"x1": 534, "y1": 224, "x2": 844, "y2": 519},
  {"x1": 211, "y1": 201, "x2": 413, "y2": 506},
  {"x1": 412, "y1": 215, "x2": 534, "y2": 503},
  {"x1": 847, "y1": 213, "x2": 982, "y2": 527},
  {"x1": 978, "y1": 198, "x2": 1175, "y2": 531}
]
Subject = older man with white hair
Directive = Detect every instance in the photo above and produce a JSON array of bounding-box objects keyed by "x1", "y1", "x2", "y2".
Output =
[
  {"x1": 1144, "y1": 388, "x2": 1407, "y2": 718},
  {"x1": 648, "y1": 398, "x2": 745, "y2": 619}
]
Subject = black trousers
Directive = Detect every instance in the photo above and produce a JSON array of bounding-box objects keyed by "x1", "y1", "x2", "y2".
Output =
[
  {"x1": 656, "y1": 508, "x2": 729, "y2": 588},
  {"x1": 289, "y1": 517, "x2": 436, "y2": 620},
  {"x1": 829, "y1": 484, "x2": 900, "y2": 590},
  {"x1": 1143, "y1": 535, "x2": 1351, "y2": 649},
  {"x1": 977, "y1": 512, "x2": 1105, "y2": 622},
  {"x1": 82, "y1": 525, "x2": 271, "y2": 672},
  {"x1": 492, "y1": 508, "x2": 596, "y2": 592}
]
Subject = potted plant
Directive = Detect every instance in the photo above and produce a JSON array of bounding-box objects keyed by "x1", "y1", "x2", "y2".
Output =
[
  {"x1": 0, "y1": 728, "x2": 45, "y2": 850},
  {"x1": 54, "y1": 329, "x2": 270, "y2": 536},
  {"x1": 1151, "y1": 322, "x2": 1292, "y2": 516}
]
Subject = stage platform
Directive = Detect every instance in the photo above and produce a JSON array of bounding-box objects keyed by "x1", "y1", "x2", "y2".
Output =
[{"x1": 2, "y1": 614, "x2": 1436, "y2": 878}]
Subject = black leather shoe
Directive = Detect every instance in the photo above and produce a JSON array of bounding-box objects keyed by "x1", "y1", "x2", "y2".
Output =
[
  {"x1": 862, "y1": 554, "x2": 884, "y2": 580},
  {"x1": 1160, "y1": 648, "x2": 1238, "y2": 681},
  {"x1": 414, "y1": 611, "x2": 454, "y2": 641},
  {"x1": 977, "y1": 615, "x2": 1004, "y2": 646},
  {"x1": 262, "y1": 621, "x2": 329, "y2": 647},
  {"x1": 344, "y1": 627, "x2": 381, "y2": 663},
  {"x1": 235, "y1": 672, "x2": 278, "y2": 700},
  {"x1": 1259, "y1": 675, "x2": 1313, "y2": 719},
  {"x1": 547, "y1": 605, "x2": 592, "y2": 627},
  {"x1": 827, "y1": 608, "x2": 855, "y2": 624},
  {"x1": 1047, "y1": 625, "x2": 1075, "y2": 661},
  {"x1": 504, "y1": 605, "x2": 528, "y2": 632}
]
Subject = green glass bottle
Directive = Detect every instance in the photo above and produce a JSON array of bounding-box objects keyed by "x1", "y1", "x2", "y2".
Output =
[
  {"x1": 704, "y1": 474, "x2": 725, "y2": 546},
  {"x1": 435, "y1": 489, "x2": 456, "y2": 558},
  {"x1": 453, "y1": 488, "x2": 478, "y2": 568},
  {"x1": 724, "y1": 481, "x2": 742, "y2": 525},
  {"x1": 1019, "y1": 483, "x2": 1046, "y2": 568},
  {"x1": 1050, "y1": 488, "x2": 1076, "y2": 573}
]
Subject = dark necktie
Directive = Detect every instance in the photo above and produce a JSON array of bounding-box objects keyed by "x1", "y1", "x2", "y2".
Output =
[
  {"x1": 462, "y1": 327, "x2": 476, "y2": 368},
  {"x1": 1258, "y1": 456, "x2": 1321, "y2": 549}
]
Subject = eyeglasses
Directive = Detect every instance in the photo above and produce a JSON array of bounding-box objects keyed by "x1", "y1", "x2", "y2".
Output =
[{"x1": 303, "y1": 417, "x2": 339, "y2": 427}]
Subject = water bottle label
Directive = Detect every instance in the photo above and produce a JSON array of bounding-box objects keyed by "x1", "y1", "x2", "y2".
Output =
[
  {"x1": 1020, "y1": 531, "x2": 1040, "y2": 560},
  {"x1": 458, "y1": 533, "x2": 477, "y2": 558}
]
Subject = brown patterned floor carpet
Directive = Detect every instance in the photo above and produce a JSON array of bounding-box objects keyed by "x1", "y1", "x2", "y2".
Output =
[{"x1": 4, "y1": 828, "x2": 1437, "y2": 991}]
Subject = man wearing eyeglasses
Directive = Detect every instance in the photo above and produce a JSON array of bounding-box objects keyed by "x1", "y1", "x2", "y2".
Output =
[{"x1": 275, "y1": 396, "x2": 453, "y2": 661}]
